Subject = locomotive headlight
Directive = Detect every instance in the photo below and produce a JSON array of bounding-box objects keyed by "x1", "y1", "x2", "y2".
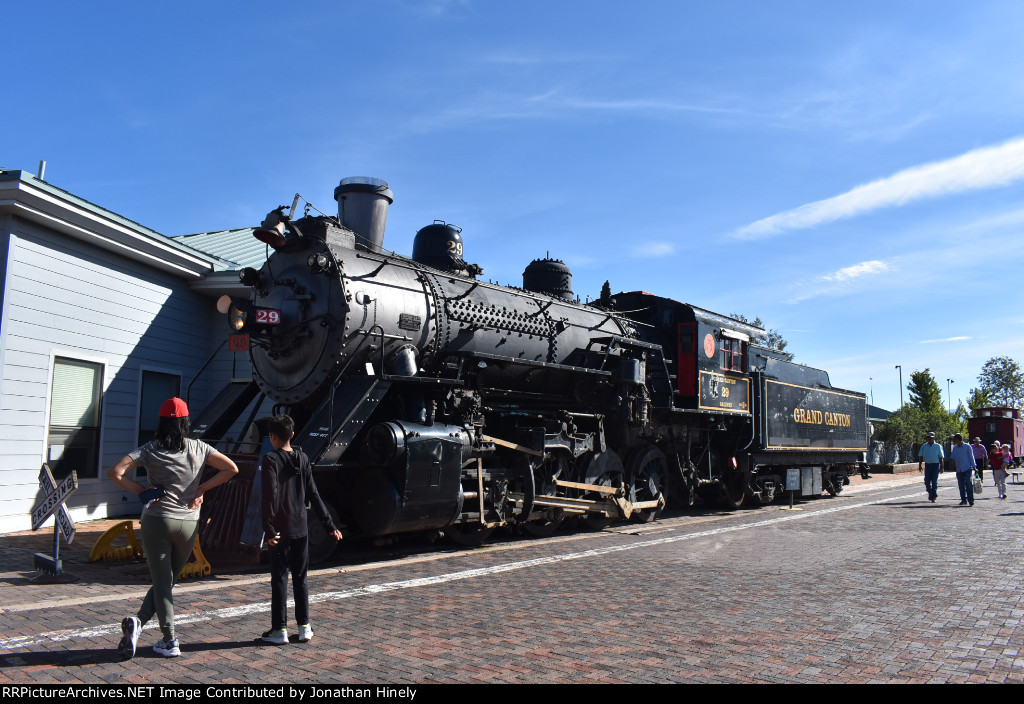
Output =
[
  {"x1": 239, "y1": 267, "x2": 261, "y2": 287},
  {"x1": 228, "y1": 306, "x2": 248, "y2": 331},
  {"x1": 217, "y1": 295, "x2": 252, "y2": 332},
  {"x1": 307, "y1": 253, "x2": 331, "y2": 273}
]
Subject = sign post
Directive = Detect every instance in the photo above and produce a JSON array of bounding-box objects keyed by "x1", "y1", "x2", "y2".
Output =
[
  {"x1": 31, "y1": 464, "x2": 78, "y2": 579},
  {"x1": 782, "y1": 467, "x2": 803, "y2": 511}
]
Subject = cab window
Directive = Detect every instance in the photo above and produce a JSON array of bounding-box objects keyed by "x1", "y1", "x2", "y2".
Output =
[{"x1": 719, "y1": 338, "x2": 745, "y2": 372}]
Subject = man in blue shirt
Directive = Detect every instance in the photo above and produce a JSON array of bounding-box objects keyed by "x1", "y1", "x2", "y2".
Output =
[
  {"x1": 918, "y1": 432, "x2": 944, "y2": 503},
  {"x1": 950, "y1": 433, "x2": 978, "y2": 506}
]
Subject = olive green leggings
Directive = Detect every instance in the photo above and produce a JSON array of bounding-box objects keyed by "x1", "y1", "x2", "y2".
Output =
[{"x1": 138, "y1": 515, "x2": 198, "y2": 640}]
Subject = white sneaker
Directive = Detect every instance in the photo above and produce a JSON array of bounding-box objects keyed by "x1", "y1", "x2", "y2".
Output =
[
  {"x1": 153, "y1": 637, "x2": 180, "y2": 657},
  {"x1": 118, "y1": 616, "x2": 141, "y2": 661},
  {"x1": 297, "y1": 624, "x2": 313, "y2": 642},
  {"x1": 260, "y1": 628, "x2": 288, "y2": 645}
]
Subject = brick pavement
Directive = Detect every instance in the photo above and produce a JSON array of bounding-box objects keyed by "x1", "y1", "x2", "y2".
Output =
[{"x1": 1, "y1": 470, "x2": 1023, "y2": 684}]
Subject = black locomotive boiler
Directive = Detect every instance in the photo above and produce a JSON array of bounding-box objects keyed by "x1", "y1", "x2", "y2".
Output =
[{"x1": 200, "y1": 177, "x2": 868, "y2": 559}]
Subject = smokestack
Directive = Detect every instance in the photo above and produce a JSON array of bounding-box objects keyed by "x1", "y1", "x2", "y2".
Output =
[{"x1": 333, "y1": 177, "x2": 393, "y2": 252}]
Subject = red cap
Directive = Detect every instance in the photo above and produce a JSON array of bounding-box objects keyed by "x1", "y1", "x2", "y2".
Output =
[{"x1": 159, "y1": 397, "x2": 189, "y2": 418}]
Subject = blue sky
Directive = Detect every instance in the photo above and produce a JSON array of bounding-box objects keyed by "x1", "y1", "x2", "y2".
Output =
[{"x1": 5, "y1": 0, "x2": 1024, "y2": 413}]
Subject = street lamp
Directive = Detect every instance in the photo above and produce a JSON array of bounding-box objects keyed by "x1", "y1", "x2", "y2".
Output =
[
  {"x1": 947, "y1": 378, "x2": 954, "y2": 413},
  {"x1": 895, "y1": 365, "x2": 903, "y2": 408},
  {"x1": 869, "y1": 377, "x2": 874, "y2": 406}
]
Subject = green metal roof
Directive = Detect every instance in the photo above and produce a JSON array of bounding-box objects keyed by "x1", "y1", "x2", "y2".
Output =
[{"x1": 172, "y1": 228, "x2": 268, "y2": 270}]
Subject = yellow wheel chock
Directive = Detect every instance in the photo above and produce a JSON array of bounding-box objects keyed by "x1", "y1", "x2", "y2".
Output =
[
  {"x1": 89, "y1": 520, "x2": 144, "y2": 562},
  {"x1": 89, "y1": 520, "x2": 212, "y2": 579},
  {"x1": 179, "y1": 535, "x2": 212, "y2": 579}
]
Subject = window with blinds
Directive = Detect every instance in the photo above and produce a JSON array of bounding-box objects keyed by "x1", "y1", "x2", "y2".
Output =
[{"x1": 47, "y1": 357, "x2": 103, "y2": 480}]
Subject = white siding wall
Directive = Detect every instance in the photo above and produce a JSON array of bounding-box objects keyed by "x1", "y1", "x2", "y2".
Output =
[{"x1": 0, "y1": 217, "x2": 237, "y2": 532}]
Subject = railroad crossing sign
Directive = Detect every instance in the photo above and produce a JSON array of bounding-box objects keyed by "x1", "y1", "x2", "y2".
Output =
[{"x1": 31, "y1": 464, "x2": 78, "y2": 577}]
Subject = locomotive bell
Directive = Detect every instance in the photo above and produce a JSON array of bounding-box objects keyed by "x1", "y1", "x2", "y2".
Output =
[{"x1": 253, "y1": 207, "x2": 289, "y2": 249}]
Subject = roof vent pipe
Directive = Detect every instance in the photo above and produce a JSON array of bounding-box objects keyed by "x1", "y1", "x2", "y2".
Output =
[{"x1": 333, "y1": 177, "x2": 393, "y2": 252}]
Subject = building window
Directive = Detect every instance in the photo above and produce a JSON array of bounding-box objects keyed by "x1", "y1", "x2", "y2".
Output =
[
  {"x1": 48, "y1": 357, "x2": 103, "y2": 480},
  {"x1": 137, "y1": 371, "x2": 181, "y2": 447}
]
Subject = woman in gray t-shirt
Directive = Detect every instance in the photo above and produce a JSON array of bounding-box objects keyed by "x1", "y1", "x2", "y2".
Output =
[{"x1": 107, "y1": 397, "x2": 238, "y2": 659}]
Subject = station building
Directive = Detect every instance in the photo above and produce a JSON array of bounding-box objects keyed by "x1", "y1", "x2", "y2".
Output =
[{"x1": 0, "y1": 169, "x2": 255, "y2": 534}]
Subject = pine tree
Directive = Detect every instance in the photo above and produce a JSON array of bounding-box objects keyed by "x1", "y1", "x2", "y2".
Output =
[{"x1": 907, "y1": 369, "x2": 944, "y2": 414}]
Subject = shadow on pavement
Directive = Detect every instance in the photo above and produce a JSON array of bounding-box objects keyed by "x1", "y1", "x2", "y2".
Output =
[{"x1": 0, "y1": 639, "x2": 264, "y2": 669}]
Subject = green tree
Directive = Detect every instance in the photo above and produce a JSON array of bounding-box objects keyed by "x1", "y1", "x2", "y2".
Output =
[
  {"x1": 953, "y1": 401, "x2": 971, "y2": 428},
  {"x1": 873, "y1": 404, "x2": 964, "y2": 463},
  {"x1": 729, "y1": 313, "x2": 794, "y2": 362},
  {"x1": 907, "y1": 369, "x2": 944, "y2": 413},
  {"x1": 966, "y1": 387, "x2": 991, "y2": 414},
  {"x1": 978, "y1": 356, "x2": 1024, "y2": 408},
  {"x1": 872, "y1": 406, "x2": 921, "y2": 462}
]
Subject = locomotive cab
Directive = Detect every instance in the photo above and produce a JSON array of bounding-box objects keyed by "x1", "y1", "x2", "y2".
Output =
[{"x1": 611, "y1": 292, "x2": 761, "y2": 414}]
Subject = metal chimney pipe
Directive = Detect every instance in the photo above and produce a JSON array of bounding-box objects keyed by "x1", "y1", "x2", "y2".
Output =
[{"x1": 333, "y1": 177, "x2": 393, "y2": 252}]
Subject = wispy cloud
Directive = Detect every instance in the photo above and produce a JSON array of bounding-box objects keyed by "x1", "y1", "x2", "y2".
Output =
[
  {"x1": 791, "y1": 259, "x2": 895, "y2": 302},
  {"x1": 403, "y1": 88, "x2": 744, "y2": 135},
  {"x1": 631, "y1": 241, "x2": 676, "y2": 258},
  {"x1": 735, "y1": 136, "x2": 1024, "y2": 240},
  {"x1": 821, "y1": 260, "x2": 892, "y2": 283},
  {"x1": 920, "y1": 336, "x2": 971, "y2": 344},
  {"x1": 955, "y1": 204, "x2": 1024, "y2": 232}
]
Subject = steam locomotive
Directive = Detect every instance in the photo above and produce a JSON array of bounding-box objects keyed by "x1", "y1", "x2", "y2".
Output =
[{"x1": 198, "y1": 177, "x2": 868, "y2": 560}]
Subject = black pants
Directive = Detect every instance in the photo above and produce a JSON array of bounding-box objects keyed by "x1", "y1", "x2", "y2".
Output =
[{"x1": 269, "y1": 536, "x2": 310, "y2": 630}]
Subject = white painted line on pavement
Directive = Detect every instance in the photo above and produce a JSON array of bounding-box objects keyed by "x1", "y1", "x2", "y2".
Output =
[{"x1": 0, "y1": 487, "x2": 925, "y2": 652}]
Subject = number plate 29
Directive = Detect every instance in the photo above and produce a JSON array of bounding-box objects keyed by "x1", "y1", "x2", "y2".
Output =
[{"x1": 255, "y1": 308, "x2": 281, "y2": 325}]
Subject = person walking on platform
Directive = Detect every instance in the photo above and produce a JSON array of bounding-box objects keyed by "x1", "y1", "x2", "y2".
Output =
[
  {"x1": 990, "y1": 442, "x2": 1009, "y2": 500},
  {"x1": 918, "y1": 431, "x2": 944, "y2": 503},
  {"x1": 971, "y1": 437, "x2": 988, "y2": 480},
  {"x1": 108, "y1": 398, "x2": 239, "y2": 659},
  {"x1": 950, "y1": 433, "x2": 978, "y2": 506}
]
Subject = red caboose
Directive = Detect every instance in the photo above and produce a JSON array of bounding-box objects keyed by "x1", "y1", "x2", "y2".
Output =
[{"x1": 967, "y1": 407, "x2": 1024, "y2": 466}]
